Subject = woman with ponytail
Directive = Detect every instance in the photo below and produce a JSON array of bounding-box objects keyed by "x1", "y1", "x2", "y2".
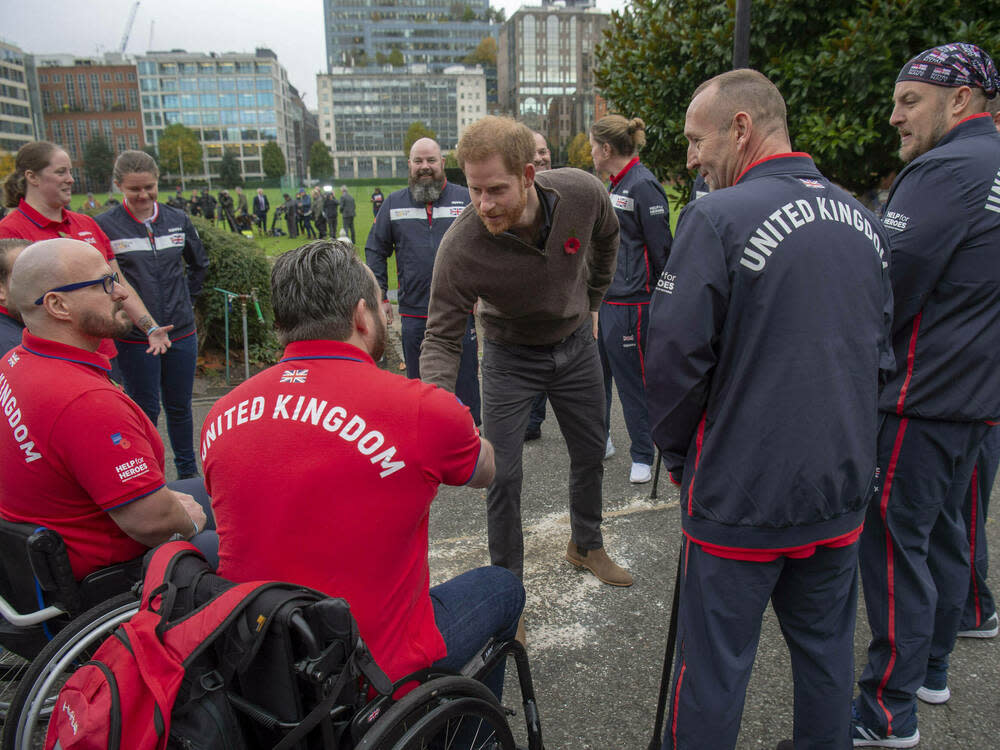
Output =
[{"x1": 589, "y1": 115, "x2": 673, "y2": 484}]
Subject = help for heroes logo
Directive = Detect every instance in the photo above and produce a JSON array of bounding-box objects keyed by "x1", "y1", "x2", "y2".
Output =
[{"x1": 115, "y1": 456, "x2": 150, "y2": 483}]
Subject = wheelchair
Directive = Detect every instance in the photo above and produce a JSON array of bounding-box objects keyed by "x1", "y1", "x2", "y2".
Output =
[
  {"x1": 0, "y1": 519, "x2": 143, "y2": 750},
  {"x1": 2, "y1": 530, "x2": 545, "y2": 750}
]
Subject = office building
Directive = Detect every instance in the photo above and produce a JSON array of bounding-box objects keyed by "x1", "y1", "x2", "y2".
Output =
[
  {"x1": 136, "y1": 48, "x2": 297, "y2": 183},
  {"x1": 498, "y1": 4, "x2": 609, "y2": 155},
  {"x1": 323, "y1": 0, "x2": 495, "y2": 72},
  {"x1": 318, "y1": 64, "x2": 486, "y2": 179},
  {"x1": 0, "y1": 41, "x2": 36, "y2": 154},
  {"x1": 34, "y1": 54, "x2": 143, "y2": 191}
]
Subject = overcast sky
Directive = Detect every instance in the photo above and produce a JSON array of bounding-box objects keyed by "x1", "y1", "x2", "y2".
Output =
[{"x1": 2, "y1": 0, "x2": 627, "y2": 107}]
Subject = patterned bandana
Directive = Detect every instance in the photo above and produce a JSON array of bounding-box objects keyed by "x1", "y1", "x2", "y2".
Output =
[{"x1": 896, "y1": 42, "x2": 1000, "y2": 99}]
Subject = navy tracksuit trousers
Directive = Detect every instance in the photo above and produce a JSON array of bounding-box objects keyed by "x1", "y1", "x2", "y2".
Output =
[
  {"x1": 856, "y1": 414, "x2": 990, "y2": 737},
  {"x1": 401, "y1": 313, "x2": 481, "y2": 426},
  {"x1": 598, "y1": 301, "x2": 654, "y2": 465},
  {"x1": 663, "y1": 540, "x2": 859, "y2": 750},
  {"x1": 962, "y1": 425, "x2": 998, "y2": 629}
]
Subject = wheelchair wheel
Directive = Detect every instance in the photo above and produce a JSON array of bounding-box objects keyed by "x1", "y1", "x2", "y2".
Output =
[
  {"x1": 356, "y1": 675, "x2": 516, "y2": 750},
  {"x1": 1, "y1": 593, "x2": 139, "y2": 750},
  {"x1": 0, "y1": 648, "x2": 30, "y2": 722}
]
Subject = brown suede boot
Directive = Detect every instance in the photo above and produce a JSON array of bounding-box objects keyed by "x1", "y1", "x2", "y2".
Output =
[{"x1": 565, "y1": 540, "x2": 633, "y2": 586}]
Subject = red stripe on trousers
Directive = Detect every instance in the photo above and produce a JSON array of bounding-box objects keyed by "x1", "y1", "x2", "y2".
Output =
[
  {"x1": 637, "y1": 305, "x2": 646, "y2": 384},
  {"x1": 876, "y1": 417, "x2": 909, "y2": 734},
  {"x1": 970, "y1": 466, "x2": 982, "y2": 626}
]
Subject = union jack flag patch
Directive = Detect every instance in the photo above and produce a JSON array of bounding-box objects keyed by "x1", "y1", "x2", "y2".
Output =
[
  {"x1": 280, "y1": 369, "x2": 309, "y2": 383},
  {"x1": 799, "y1": 178, "x2": 824, "y2": 189}
]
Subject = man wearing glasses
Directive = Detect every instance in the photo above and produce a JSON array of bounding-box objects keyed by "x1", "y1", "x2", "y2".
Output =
[{"x1": 0, "y1": 238, "x2": 215, "y2": 580}]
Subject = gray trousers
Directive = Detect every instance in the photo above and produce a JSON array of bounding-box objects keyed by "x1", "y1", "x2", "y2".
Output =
[{"x1": 482, "y1": 321, "x2": 606, "y2": 578}]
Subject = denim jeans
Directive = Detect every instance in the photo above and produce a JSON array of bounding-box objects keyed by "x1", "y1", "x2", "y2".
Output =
[
  {"x1": 116, "y1": 331, "x2": 199, "y2": 477},
  {"x1": 430, "y1": 565, "x2": 524, "y2": 700},
  {"x1": 166, "y1": 476, "x2": 218, "y2": 568}
]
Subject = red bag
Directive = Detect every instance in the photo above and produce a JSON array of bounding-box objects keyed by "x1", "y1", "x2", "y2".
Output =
[{"x1": 44, "y1": 543, "x2": 285, "y2": 750}]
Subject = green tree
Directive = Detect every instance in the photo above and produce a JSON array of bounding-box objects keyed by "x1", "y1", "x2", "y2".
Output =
[
  {"x1": 0, "y1": 150, "x2": 14, "y2": 179},
  {"x1": 218, "y1": 149, "x2": 243, "y2": 188},
  {"x1": 388, "y1": 48, "x2": 405, "y2": 67},
  {"x1": 158, "y1": 123, "x2": 202, "y2": 178},
  {"x1": 82, "y1": 137, "x2": 115, "y2": 190},
  {"x1": 463, "y1": 37, "x2": 497, "y2": 67},
  {"x1": 595, "y1": 0, "x2": 1000, "y2": 199},
  {"x1": 308, "y1": 140, "x2": 334, "y2": 179},
  {"x1": 403, "y1": 122, "x2": 438, "y2": 156},
  {"x1": 567, "y1": 132, "x2": 593, "y2": 170},
  {"x1": 261, "y1": 141, "x2": 286, "y2": 180},
  {"x1": 444, "y1": 151, "x2": 459, "y2": 168},
  {"x1": 141, "y1": 143, "x2": 158, "y2": 162}
]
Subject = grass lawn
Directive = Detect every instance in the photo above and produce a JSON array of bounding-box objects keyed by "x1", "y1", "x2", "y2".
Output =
[{"x1": 81, "y1": 182, "x2": 408, "y2": 291}]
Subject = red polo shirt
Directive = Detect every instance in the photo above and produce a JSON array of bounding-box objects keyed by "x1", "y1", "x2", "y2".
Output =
[
  {"x1": 202, "y1": 339, "x2": 481, "y2": 682},
  {"x1": 0, "y1": 199, "x2": 114, "y2": 258},
  {"x1": 0, "y1": 200, "x2": 118, "y2": 358},
  {"x1": 0, "y1": 332, "x2": 163, "y2": 579}
]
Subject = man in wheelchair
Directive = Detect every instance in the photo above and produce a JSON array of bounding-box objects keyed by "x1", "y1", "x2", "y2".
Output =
[
  {"x1": 0, "y1": 238, "x2": 217, "y2": 583},
  {"x1": 200, "y1": 240, "x2": 525, "y2": 700}
]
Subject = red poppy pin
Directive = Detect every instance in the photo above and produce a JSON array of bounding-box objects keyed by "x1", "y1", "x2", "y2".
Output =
[{"x1": 564, "y1": 236, "x2": 580, "y2": 254}]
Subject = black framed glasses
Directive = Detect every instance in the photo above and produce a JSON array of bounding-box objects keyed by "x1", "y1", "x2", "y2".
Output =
[{"x1": 34, "y1": 273, "x2": 120, "y2": 306}]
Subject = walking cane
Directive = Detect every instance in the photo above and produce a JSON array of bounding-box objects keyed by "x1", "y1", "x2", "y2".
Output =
[
  {"x1": 650, "y1": 448, "x2": 663, "y2": 500},
  {"x1": 648, "y1": 542, "x2": 683, "y2": 750}
]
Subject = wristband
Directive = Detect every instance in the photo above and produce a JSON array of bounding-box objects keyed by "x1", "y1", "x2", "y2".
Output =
[
  {"x1": 190, "y1": 517, "x2": 200, "y2": 537},
  {"x1": 146, "y1": 325, "x2": 160, "y2": 337}
]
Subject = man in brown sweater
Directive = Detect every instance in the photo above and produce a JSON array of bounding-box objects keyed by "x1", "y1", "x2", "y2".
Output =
[{"x1": 421, "y1": 116, "x2": 632, "y2": 591}]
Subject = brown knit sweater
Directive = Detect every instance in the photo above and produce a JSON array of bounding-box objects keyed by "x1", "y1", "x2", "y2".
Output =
[{"x1": 420, "y1": 167, "x2": 620, "y2": 392}]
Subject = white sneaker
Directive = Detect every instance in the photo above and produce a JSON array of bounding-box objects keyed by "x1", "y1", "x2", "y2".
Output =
[
  {"x1": 916, "y1": 685, "x2": 950, "y2": 704},
  {"x1": 604, "y1": 437, "x2": 615, "y2": 460},
  {"x1": 630, "y1": 462, "x2": 652, "y2": 484},
  {"x1": 957, "y1": 611, "x2": 998, "y2": 638}
]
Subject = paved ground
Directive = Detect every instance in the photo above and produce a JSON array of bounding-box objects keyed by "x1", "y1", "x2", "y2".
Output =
[{"x1": 172, "y1": 325, "x2": 998, "y2": 750}]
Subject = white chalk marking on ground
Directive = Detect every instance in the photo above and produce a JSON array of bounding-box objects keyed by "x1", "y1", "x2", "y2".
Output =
[{"x1": 429, "y1": 497, "x2": 677, "y2": 652}]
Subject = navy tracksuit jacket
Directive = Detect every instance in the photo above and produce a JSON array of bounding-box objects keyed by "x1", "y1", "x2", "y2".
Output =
[
  {"x1": 599, "y1": 158, "x2": 670, "y2": 465},
  {"x1": 96, "y1": 202, "x2": 208, "y2": 342},
  {"x1": 364, "y1": 182, "x2": 480, "y2": 424},
  {"x1": 856, "y1": 113, "x2": 1000, "y2": 738},
  {"x1": 646, "y1": 154, "x2": 893, "y2": 750}
]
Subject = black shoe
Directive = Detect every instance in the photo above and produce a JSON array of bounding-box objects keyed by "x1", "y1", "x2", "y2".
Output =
[
  {"x1": 775, "y1": 742, "x2": 794, "y2": 750},
  {"x1": 178, "y1": 472, "x2": 201, "y2": 480},
  {"x1": 524, "y1": 426, "x2": 542, "y2": 441}
]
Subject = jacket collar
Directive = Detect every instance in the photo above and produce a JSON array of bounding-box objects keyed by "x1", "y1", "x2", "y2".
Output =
[{"x1": 734, "y1": 152, "x2": 816, "y2": 185}]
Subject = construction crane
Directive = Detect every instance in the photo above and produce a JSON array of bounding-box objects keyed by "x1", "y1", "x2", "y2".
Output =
[{"x1": 120, "y1": 1, "x2": 140, "y2": 54}]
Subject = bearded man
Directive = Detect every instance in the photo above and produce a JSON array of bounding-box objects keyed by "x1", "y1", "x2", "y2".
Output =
[
  {"x1": 421, "y1": 116, "x2": 631, "y2": 604},
  {"x1": 365, "y1": 137, "x2": 481, "y2": 424}
]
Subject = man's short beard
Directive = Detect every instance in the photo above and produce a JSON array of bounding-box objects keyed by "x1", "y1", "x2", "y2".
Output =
[
  {"x1": 409, "y1": 177, "x2": 445, "y2": 204},
  {"x1": 80, "y1": 305, "x2": 132, "y2": 340}
]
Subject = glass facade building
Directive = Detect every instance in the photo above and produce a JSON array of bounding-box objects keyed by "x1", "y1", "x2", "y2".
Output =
[
  {"x1": 498, "y1": 6, "x2": 608, "y2": 156},
  {"x1": 136, "y1": 49, "x2": 295, "y2": 182},
  {"x1": 323, "y1": 0, "x2": 494, "y2": 71}
]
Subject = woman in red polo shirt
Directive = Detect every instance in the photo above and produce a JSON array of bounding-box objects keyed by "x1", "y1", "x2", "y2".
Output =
[{"x1": 0, "y1": 141, "x2": 170, "y2": 360}]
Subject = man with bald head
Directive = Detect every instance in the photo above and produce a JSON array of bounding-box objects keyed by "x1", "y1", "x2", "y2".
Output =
[
  {"x1": 646, "y1": 69, "x2": 892, "y2": 748},
  {"x1": 0, "y1": 238, "x2": 214, "y2": 581},
  {"x1": 365, "y1": 136, "x2": 481, "y2": 424}
]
